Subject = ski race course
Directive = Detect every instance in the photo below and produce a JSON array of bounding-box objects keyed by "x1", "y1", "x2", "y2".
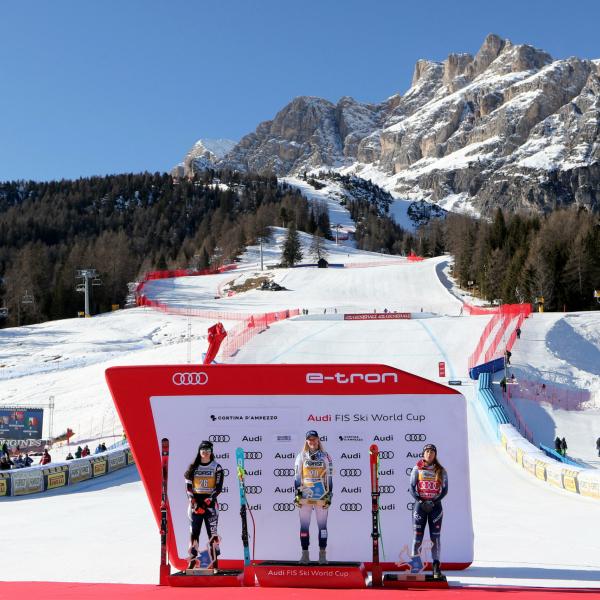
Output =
[{"x1": 1, "y1": 235, "x2": 600, "y2": 599}]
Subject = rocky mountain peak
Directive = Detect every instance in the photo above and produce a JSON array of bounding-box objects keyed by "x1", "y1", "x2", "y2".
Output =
[{"x1": 180, "y1": 35, "x2": 600, "y2": 215}]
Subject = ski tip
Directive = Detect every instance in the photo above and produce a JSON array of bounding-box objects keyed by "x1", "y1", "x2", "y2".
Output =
[{"x1": 369, "y1": 443, "x2": 379, "y2": 454}]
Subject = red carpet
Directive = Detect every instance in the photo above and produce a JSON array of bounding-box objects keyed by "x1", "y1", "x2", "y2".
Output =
[{"x1": 0, "y1": 582, "x2": 598, "y2": 600}]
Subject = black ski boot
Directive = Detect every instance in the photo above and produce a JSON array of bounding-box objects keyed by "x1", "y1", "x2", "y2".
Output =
[{"x1": 432, "y1": 560, "x2": 443, "y2": 579}]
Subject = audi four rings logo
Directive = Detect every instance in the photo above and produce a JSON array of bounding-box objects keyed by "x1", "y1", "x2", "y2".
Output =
[
  {"x1": 407, "y1": 502, "x2": 415, "y2": 511},
  {"x1": 340, "y1": 468, "x2": 362, "y2": 477},
  {"x1": 273, "y1": 503, "x2": 295, "y2": 511},
  {"x1": 379, "y1": 485, "x2": 396, "y2": 494},
  {"x1": 405, "y1": 433, "x2": 426, "y2": 442},
  {"x1": 378, "y1": 450, "x2": 394, "y2": 459},
  {"x1": 244, "y1": 486, "x2": 262, "y2": 494},
  {"x1": 219, "y1": 503, "x2": 229, "y2": 512},
  {"x1": 273, "y1": 468, "x2": 295, "y2": 477},
  {"x1": 208, "y1": 435, "x2": 230, "y2": 443},
  {"x1": 406, "y1": 467, "x2": 413, "y2": 476},
  {"x1": 172, "y1": 372, "x2": 208, "y2": 386},
  {"x1": 245, "y1": 451, "x2": 263, "y2": 460},
  {"x1": 222, "y1": 468, "x2": 230, "y2": 477},
  {"x1": 340, "y1": 503, "x2": 362, "y2": 511}
]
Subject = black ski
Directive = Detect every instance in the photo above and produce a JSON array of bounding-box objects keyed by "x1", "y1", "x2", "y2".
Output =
[
  {"x1": 370, "y1": 443, "x2": 382, "y2": 587},
  {"x1": 160, "y1": 437, "x2": 170, "y2": 582}
]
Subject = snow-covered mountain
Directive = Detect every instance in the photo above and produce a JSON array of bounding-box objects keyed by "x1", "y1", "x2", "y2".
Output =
[
  {"x1": 172, "y1": 138, "x2": 236, "y2": 176},
  {"x1": 180, "y1": 34, "x2": 600, "y2": 215}
]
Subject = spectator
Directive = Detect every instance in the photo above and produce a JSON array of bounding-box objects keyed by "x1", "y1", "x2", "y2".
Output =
[
  {"x1": 66, "y1": 452, "x2": 74, "y2": 460},
  {"x1": 100, "y1": 443, "x2": 107, "y2": 452},
  {"x1": 596, "y1": 436, "x2": 600, "y2": 457},
  {"x1": 23, "y1": 453, "x2": 33, "y2": 467},
  {"x1": 516, "y1": 327, "x2": 521, "y2": 339},
  {"x1": 500, "y1": 377, "x2": 507, "y2": 394},
  {"x1": 1, "y1": 442, "x2": 9, "y2": 458},
  {"x1": 81, "y1": 445, "x2": 90, "y2": 457},
  {"x1": 504, "y1": 350, "x2": 512, "y2": 365},
  {"x1": 560, "y1": 437, "x2": 568, "y2": 457},
  {"x1": 95, "y1": 444, "x2": 103, "y2": 454},
  {"x1": 0, "y1": 455, "x2": 13, "y2": 470},
  {"x1": 39, "y1": 449, "x2": 51, "y2": 465},
  {"x1": 13, "y1": 454, "x2": 25, "y2": 468},
  {"x1": 554, "y1": 437, "x2": 562, "y2": 454},
  {"x1": 75, "y1": 446, "x2": 83, "y2": 459}
]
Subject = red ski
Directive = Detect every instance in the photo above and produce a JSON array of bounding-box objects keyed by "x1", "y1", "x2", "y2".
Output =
[
  {"x1": 369, "y1": 443, "x2": 381, "y2": 587},
  {"x1": 160, "y1": 437, "x2": 170, "y2": 583}
]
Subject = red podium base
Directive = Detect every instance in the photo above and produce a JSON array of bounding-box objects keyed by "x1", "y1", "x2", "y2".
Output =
[
  {"x1": 383, "y1": 572, "x2": 449, "y2": 589},
  {"x1": 254, "y1": 561, "x2": 367, "y2": 588},
  {"x1": 166, "y1": 569, "x2": 244, "y2": 587}
]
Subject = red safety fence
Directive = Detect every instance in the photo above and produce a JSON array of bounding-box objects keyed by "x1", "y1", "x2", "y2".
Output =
[
  {"x1": 135, "y1": 264, "x2": 238, "y2": 306},
  {"x1": 512, "y1": 377, "x2": 597, "y2": 411},
  {"x1": 220, "y1": 309, "x2": 301, "y2": 360},
  {"x1": 467, "y1": 304, "x2": 531, "y2": 371}
]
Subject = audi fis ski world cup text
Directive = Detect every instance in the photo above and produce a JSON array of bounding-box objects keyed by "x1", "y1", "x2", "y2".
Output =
[{"x1": 307, "y1": 413, "x2": 425, "y2": 422}]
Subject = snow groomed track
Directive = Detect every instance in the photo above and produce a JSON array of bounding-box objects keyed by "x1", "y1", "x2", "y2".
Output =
[{"x1": 1, "y1": 238, "x2": 599, "y2": 592}]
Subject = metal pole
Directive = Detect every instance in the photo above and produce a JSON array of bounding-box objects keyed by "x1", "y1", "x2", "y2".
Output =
[
  {"x1": 84, "y1": 273, "x2": 91, "y2": 317},
  {"x1": 48, "y1": 396, "x2": 55, "y2": 441},
  {"x1": 259, "y1": 237, "x2": 264, "y2": 271}
]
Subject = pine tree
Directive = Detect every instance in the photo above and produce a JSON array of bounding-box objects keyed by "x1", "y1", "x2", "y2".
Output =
[
  {"x1": 309, "y1": 230, "x2": 328, "y2": 261},
  {"x1": 281, "y1": 224, "x2": 303, "y2": 267}
]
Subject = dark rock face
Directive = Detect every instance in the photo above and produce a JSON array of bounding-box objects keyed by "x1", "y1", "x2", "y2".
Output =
[{"x1": 183, "y1": 35, "x2": 600, "y2": 216}]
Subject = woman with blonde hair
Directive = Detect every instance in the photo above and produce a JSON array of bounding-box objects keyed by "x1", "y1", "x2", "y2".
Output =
[
  {"x1": 294, "y1": 430, "x2": 333, "y2": 564},
  {"x1": 409, "y1": 443, "x2": 448, "y2": 579}
]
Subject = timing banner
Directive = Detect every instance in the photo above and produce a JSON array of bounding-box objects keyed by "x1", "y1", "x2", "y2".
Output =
[{"x1": 105, "y1": 364, "x2": 472, "y2": 572}]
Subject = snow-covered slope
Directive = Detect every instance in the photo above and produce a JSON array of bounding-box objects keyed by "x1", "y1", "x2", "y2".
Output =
[{"x1": 1, "y1": 240, "x2": 600, "y2": 587}]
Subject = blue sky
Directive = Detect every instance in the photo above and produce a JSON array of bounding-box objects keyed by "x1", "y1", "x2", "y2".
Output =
[{"x1": 1, "y1": 0, "x2": 599, "y2": 181}]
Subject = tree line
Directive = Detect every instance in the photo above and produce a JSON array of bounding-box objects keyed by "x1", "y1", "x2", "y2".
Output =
[
  {"x1": 0, "y1": 170, "x2": 329, "y2": 326},
  {"x1": 425, "y1": 207, "x2": 600, "y2": 311}
]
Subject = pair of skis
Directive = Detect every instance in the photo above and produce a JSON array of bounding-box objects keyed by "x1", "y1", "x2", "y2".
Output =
[
  {"x1": 236, "y1": 447, "x2": 253, "y2": 567},
  {"x1": 369, "y1": 443, "x2": 383, "y2": 587}
]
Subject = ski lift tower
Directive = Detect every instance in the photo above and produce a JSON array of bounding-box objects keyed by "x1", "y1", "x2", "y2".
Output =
[{"x1": 76, "y1": 268, "x2": 102, "y2": 317}]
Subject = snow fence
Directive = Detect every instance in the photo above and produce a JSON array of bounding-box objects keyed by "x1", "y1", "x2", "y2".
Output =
[
  {"x1": 499, "y1": 424, "x2": 600, "y2": 500},
  {"x1": 0, "y1": 445, "x2": 135, "y2": 497}
]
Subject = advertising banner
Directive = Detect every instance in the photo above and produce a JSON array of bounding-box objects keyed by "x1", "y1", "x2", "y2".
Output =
[
  {"x1": 11, "y1": 469, "x2": 44, "y2": 496},
  {"x1": 108, "y1": 451, "x2": 127, "y2": 472},
  {"x1": 344, "y1": 313, "x2": 411, "y2": 321},
  {"x1": 0, "y1": 407, "x2": 43, "y2": 441},
  {"x1": 578, "y1": 473, "x2": 600, "y2": 499},
  {"x1": 106, "y1": 363, "x2": 473, "y2": 572},
  {"x1": 68, "y1": 459, "x2": 92, "y2": 484},
  {"x1": 90, "y1": 457, "x2": 107, "y2": 477},
  {"x1": 0, "y1": 472, "x2": 10, "y2": 496},
  {"x1": 43, "y1": 465, "x2": 69, "y2": 490}
]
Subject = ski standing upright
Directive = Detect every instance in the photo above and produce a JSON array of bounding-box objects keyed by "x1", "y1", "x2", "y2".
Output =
[{"x1": 369, "y1": 443, "x2": 382, "y2": 587}]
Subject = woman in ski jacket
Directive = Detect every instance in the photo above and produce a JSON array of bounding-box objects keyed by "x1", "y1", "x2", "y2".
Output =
[
  {"x1": 409, "y1": 443, "x2": 448, "y2": 579},
  {"x1": 294, "y1": 430, "x2": 333, "y2": 565},
  {"x1": 184, "y1": 440, "x2": 224, "y2": 570}
]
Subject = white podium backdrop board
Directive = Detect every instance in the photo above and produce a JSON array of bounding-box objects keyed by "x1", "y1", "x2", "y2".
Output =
[{"x1": 150, "y1": 393, "x2": 473, "y2": 565}]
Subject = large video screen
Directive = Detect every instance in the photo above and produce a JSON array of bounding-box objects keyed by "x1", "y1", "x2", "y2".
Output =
[{"x1": 0, "y1": 407, "x2": 44, "y2": 441}]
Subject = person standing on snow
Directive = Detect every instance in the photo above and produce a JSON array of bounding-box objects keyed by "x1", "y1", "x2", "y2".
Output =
[
  {"x1": 554, "y1": 437, "x2": 562, "y2": 454},
  {"x1": 184, "y1": 440, "x2": 224, "y2": 570},
  {"x1": 409, "y1": 443, "x2": 448, "y2": 580},
  {"x1": 294, "y1": 430, "x2": 333, "y2": 565},
  {"x1": 596, "y1": 437, "x2": 600, "y2": 457},
  {"x1": 561, "y1": 437, "x2": 568, "y2": 457}
]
